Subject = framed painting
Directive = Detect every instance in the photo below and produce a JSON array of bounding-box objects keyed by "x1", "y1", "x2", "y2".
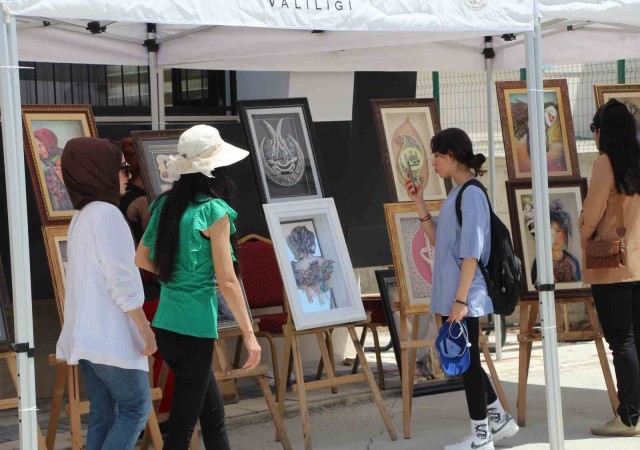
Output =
[
  {"x1": 496, "y1": 80, "x2": 580, "y2": 180},
  {"x1": 372, "y1": 98, "x2": 451, "y2": 202},
  {"x1": 215, "y1": 280, "x2": 254, "y2": 330},
  {"x1": 42, "y1": 225, "x2": 69, "y2": 324},
  {"x1": 0, "y1": 255, "x2": 13, "y2": 352},
  {"x1": 22, "y1": 105, "x2": 98, "y2": 225},
  {"x1": 384, "y1": 201, "x2": 443, "y2": 315},
  {"x1": 130, "y1": 129, "x2": 185, "y2": 201},
  {"x1": 506, "y1": 178, "x2": 589, "y2": 299},
  {"x1": 238, "y1": 98, "x2": 324, "y2": 204},
  {"x1": 263, "y1": 198, "x2": 365, "y2": 330},
  {"x1": 594, "y1": 84, "x2": 640, "y2": 142},
  {"x1": 375, "y1": 269, "x2": 464, "y2": 395}
]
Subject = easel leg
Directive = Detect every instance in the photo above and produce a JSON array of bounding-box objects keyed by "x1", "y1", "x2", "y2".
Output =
[
  {"x1": 351, "y1": 326, "x2": 367, "y2": 374},
  {"x1": 347, "y1": 326, "x2": 397, "y2": 441},
  {"x1": 585, "y1": 298, "x2": 619, "y2": 414},
  {"x1": 369, "y1": 325, "x2": 385, "y2": 390},
  {"x1": 276, "y1": 331, "x2": 293, "y2": 443},
  {"x1": 517, "y1": 303, "x2": 536, "y2": 427},
  {"x1": 325, "y1": 330, "x2": 338, "y2": 394},
  {"x1": 399, "y1": 313, "x2": 411, "y2": 438},
  {"x1": 67, "y1": 366, "x2": 83, "y2": 450},
  {"x1": 316, "y1": 331, "x2": 337, "y2": 386},
  {"x1": 46, "y1": 363, "x2": 67, "y2": 450},
  {"x1": 408, "y1": 315, "x2": 420, "y2": 406},
  {"x1": 258, "y1": 376, "x2": 292, "y2": 450},
  {"x1": 291, "y1": 333, "x2": 313, "y2": 450}
]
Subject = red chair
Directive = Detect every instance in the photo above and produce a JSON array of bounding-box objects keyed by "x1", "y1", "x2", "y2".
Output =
[{"x1": 235, "y1": 234, "x2": 289, "y2": 393}]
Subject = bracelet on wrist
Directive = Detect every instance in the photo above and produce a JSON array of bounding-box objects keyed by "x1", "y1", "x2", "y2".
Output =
[
  {"x1": 419, "y1": 213, "x2": 432, "y2": 222},
  {"x1": 454, "y1": 299, "x2": 468, "y2": 306}
]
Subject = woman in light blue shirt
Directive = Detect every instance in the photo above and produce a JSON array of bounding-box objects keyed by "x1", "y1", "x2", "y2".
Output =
[{"x1": 406, "y1": 128, "x2": 518, "y2": 450}]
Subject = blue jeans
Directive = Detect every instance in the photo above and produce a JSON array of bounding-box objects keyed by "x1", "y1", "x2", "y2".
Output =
[{"x1": 79, "y1": 360, "x2": 151, "y2": 450}]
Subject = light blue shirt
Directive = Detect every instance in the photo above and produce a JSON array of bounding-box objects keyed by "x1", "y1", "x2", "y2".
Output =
[{"x1": 431, "y1": 183, "x2": 493, "y2": 317}]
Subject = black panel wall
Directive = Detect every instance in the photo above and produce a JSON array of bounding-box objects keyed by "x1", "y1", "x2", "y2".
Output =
[{"x1": 345, "y1": 72, "x2": 418, "y2": 267}]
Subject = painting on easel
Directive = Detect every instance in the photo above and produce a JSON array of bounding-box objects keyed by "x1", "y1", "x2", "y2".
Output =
[{"x1": 375, "y1": 269, "x2": 463, "y2": 396}]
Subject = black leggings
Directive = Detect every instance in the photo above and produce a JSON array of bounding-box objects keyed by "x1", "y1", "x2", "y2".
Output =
[
  {"x1": 155, "y1": 328, "x2": 230, "y2": 450},
  {"x1": 592, "y1": 282, "x2": 640, "y2": 427},
  {"x1": 443, "y1": 316, "x2": 498, "y2": 420}
]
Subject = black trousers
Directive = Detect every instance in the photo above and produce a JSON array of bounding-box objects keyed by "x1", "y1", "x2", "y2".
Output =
[
  {"x1": 155, "y1": 328, "x2": 231, "y2": 450},
  {"x1": 443, "y1": 316, "x2": 498, "y2": 420},
  {"x1": 592, "y1": 282, "x2": 640, "y2": 427}
]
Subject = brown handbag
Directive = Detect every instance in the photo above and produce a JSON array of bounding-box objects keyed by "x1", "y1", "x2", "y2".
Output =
[{"x1": 585, "y1": 195, "x2": 627, "y2": 270}]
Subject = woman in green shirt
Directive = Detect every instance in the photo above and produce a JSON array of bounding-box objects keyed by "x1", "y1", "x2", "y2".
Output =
[{"x1": 136, "y1": 125, "x2": 260, "y2": 449}]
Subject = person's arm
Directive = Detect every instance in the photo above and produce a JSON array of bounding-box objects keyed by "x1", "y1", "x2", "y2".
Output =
[
  {"x1": 209, "y1": 215, "x2": 261, "y2": 370},
  {"x1": 580, "y1": 154, "x2": 615, "y2": 248},
  {"x1": 449, "y1": 258, "x2": 478, "y2": 322},
  {"x1": 135, "y1": 242, "x2": 156, "y2": 274},
  {"x1": 404, "y1": 179, "x2": 436, "y2": 245},
  {"x1": 96, "y1": 209, "x2": 156, "y2": 355},
  {"x1": 128, "y1": 196, "x2": 152, "y2": 231}
]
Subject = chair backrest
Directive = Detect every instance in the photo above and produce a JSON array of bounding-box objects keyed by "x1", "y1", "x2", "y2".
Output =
[{"x1": 238, "y1": 234, "x2": 285, "y2": 309}]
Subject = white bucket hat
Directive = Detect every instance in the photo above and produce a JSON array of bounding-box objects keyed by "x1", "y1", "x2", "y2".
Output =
[{"x1": 165, "y1": 125, "x2": 249, "y2": 181}]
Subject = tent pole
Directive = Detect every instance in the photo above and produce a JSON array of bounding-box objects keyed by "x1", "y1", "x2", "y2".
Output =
[
  {"x1": 484, "y1": 36, "x2": 502, "y2": 361},
  {"x1": 147, "y1": 23, "x2": 159, "y2": 131},
  {"x1": 0, "y1": 9, "x2": 39, "y2": 450},
  {"x1": 158, "y1": 66, "x2": 166, "y2": 130},
  {"x1": 526, "y1": 9, "x2": 565, "y2": 450}
]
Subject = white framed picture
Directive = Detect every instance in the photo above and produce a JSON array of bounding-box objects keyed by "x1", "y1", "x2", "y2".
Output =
[{"x1": 263, "y1": 198, "x2": 365, "y2": 330}]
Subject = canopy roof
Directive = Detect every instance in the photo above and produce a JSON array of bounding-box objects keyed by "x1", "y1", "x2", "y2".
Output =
[{"x1": 5, "y1": 1, "x2": 640, "y2": 71}]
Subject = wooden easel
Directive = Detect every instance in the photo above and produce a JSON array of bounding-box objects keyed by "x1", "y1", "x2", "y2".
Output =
[
  {"x1": 0, "y1": 352, "x2": 47, "y2": 449},
  {"x1": 516, "y1": 297, "x2": 619, "y2": 426},
  {"x1": 276, "y1": 319, "x2": 398, "y2": 450},
  {"x1": 150, "y1": 323, "x2": 292, "y2": 450},
  {"x1": 394, "y1": 304, "x2": 511, "y2": 438},
  {"x1": 45, "y1": 355, "x2": 164, "y2": 450}
]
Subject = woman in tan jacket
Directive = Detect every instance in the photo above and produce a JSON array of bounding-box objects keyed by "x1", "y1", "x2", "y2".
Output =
[{"x1": 580, "y1": 98, "x2": 640, "y2": 437}]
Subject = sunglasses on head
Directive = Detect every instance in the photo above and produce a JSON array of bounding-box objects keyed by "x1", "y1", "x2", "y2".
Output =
[{"x1": 120, "y1": 162, "x2": 131, "y2": 176}]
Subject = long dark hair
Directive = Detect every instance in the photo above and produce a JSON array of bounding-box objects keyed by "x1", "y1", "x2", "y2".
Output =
[
  {"x1": 430, "y1": 127, "x2": 487, "y2": 177},
  {"x1": 593, "y1": 98, "x2": 640, "y2": 195},
  {"x1": 153, "y1": 170, "x2": 239, "y2": 283}
]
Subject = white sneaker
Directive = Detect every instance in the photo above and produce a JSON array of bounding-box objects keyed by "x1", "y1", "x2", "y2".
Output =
[
  {"x1": 489, "y1": 412, "x2": 519, "y2": 442},
  {"x1": 444, "y1": 435, "x2": 494, "y2": 450}
]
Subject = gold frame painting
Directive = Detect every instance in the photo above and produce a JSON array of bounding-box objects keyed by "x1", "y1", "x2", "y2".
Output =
[
  {"x1": 496, "y1": 80, "x2": 580, "y2": 181},
  {"x1": 594, "y1": 84, "x2": 640, "y2": 140},
  {"x1": 23, "y1": 105, "x2": 98, "y2": 225},
  {"x1": 384, "y1": 201, "x2": 443, "y2": 315},
  {"x1": 372, "y1": 98, "x2": 451, "y2": 202},
  {"x1": 42, "y1": 225, "x2": 69, "y2": 324}
]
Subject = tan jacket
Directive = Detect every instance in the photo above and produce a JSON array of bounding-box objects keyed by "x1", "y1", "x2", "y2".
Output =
[{"x1": 580, "y1": 154, "x2": 640, "y2": 285}]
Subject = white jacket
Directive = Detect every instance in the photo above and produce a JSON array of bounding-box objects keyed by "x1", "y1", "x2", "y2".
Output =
[{"x1": 56, "y1": 201, "x2": 147, "y2": 371}]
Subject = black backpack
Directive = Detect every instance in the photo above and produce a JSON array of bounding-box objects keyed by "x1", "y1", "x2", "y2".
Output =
[{"x1": 455, "y1": 179, "x2": 522, "y2": 316}]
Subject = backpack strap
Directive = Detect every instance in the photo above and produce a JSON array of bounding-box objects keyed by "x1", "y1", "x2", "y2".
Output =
[{"x1": 455, "y1": 178, "x2": 491, "y2": 227}]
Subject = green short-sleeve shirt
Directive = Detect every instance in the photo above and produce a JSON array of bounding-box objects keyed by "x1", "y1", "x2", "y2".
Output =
[{"x1": 142, "y1": 194, "x2": 237, "y2": 338}]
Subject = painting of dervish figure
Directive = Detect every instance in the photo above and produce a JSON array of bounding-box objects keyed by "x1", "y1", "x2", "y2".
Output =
[{"x1": 497, "y1": 79, "x2": 580, "y2": 180}]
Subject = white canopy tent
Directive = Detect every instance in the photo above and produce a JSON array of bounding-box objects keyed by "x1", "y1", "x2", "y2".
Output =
[{"x1": 1, "y1": 1, "x2": 639, "y2": 449}]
